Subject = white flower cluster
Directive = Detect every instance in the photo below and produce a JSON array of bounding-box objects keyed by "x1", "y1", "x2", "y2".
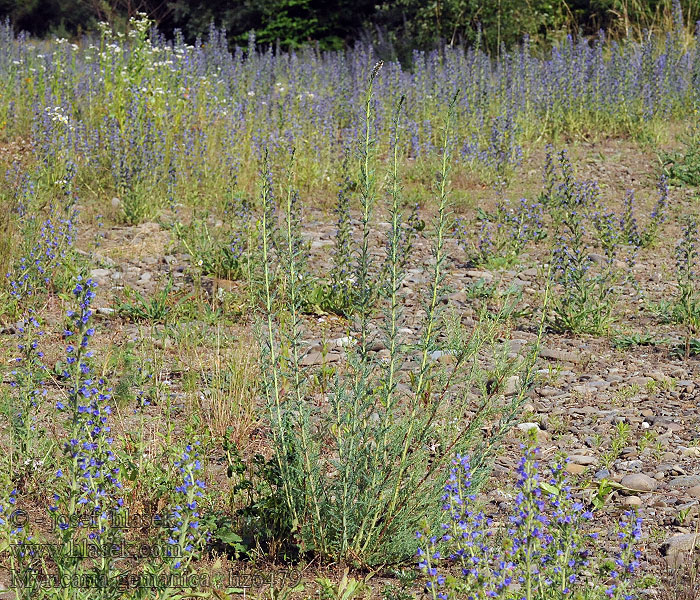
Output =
[{"x1": 45, "y1": 106, "x2": 71, "y2": 128}]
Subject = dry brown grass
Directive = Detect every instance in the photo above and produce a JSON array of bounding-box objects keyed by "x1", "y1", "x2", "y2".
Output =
[{"x1": 191, "y1": 328, "x2": 259, "y2": 447}]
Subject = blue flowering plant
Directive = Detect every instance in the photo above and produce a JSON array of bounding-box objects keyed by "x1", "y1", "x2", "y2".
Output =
[
  {"x1": 418, "y1": 444, "x2": 644, "y2": 600},
  {"x1": 8, "y1": 311, "x2": 49, "y2": 483},
  {"x1": 0, "y1": 486, "x2": 44, "y2": 599},
  {"x1": 457, "y1": 197, "x2": 545, "y2": 269},
  {"x1": 546, "y1": 151, "x2": 620, "y2": 335},
  {"x1": 163, "y1": 443, "x2": 209, "y2": 573},
  {"x1": 654, "y1": 216, "x2": 700, "y2": 357},
  {"x1": 140, "y1": 442, "x2": 210, "y2": 599},
  {"x1": 49, "y1": 276, "x2": 126, "y2": 597},
  {"x1": 5, "y1": 200, "x2": 78, "y2": 307}
]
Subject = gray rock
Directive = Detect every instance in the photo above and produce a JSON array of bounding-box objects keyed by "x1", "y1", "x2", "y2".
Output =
[
  {"x1": 667, "y1": 475, "x2": 700, "y2": 489},
  {"x1": 465, "y1": 270, "x2": 493, "y2": 281},
  {"x1": 90, "y1": 268, "x2": 111, "y2": 279},
  {"x1": 622, "y1": 496, "x2": 643, "y2": 508},
  {"x1": 568, "y1": 455, "x2": 598, "y2": 466},
  {"x1": 566, "y1": 463, "x2": 587, "y2": 475},
  {"x1": 617, "y1": 460, "x2": 643, "y2": 473},
  {"x1": 620, "y1": 473, "x2": 657, "y2": 492},
  {"x1": 540, "y1": 348, "x2": 581, "y2": 363},
  {"x1": 517, "y1": 422, "x2": 540, "y2": 433},
  {"x1": 94, "y1": 254, "x2": 116, "y2": 267},
  {"x1": 504, "y1": 375, "x2": 520, "y2": 396},
  {"x1": 595, "y1": 469, "x2": 611, "y2": 480},
  {"x1": 660, "y1": 534, "x2": 700, "y2": 568}
]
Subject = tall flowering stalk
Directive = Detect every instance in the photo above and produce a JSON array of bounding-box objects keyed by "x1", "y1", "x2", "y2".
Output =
[
  {"x1": 640, "y1": 176, "x2": 670, "y2": 248},
  {"x1": 139, "y1": 443, "x2": 211, "y2": 599},
  {"x1": 9, "y1": 312, "x2": 48, "y2": 476},
  {"x1": 6, "y1": 201, "x2": 78, "y2": 305},
  {"x1": 673, "y1": 217, "x2": 700, "y2": 357},
  {"x1": 167, "y1": 444, "x2": 209, "y2": 571},
  {"x1": 355, "y1": 60, "x2": 383, "y2": 355},
  {"x1": 328, "y1": 152, "x2": 355, "y2": 313},
  {"x1": 549, "y1": 151, "x2": 619, "y2": 334},
  {"x1": 50, "y1": 277, "x2": 125, "y2": 599}
]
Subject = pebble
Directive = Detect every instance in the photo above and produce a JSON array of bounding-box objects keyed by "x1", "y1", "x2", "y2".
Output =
[
  {"x1": 594, "y1": 468, "x2": 611, "y2": 480},
  {"x1": 622, "y1": 496, "x2": 643, "y2": 508},
  {"x1": 517, "y1": 422, "x2": 540, "y2": 433},
  {"x1": 565, "y1": 463, "x2": 586, "y2": 475},
  {"x1": 629, "y1": 376, "x2": 652, "y2": 386},
  {"x1": 540, "y1": 348, "x2": 582, "y2": 363},
  {"x1": 567, "y1": 455, "x2": 598, "y2": 466},
  {"x1": 90, "y1": 268, "x2": 111, "y2": 279},
  {"x1": 667, "y1": 475, "x2": 700, "y2": 489},
  {"x1": 688, "y1": 485, "x2": 700, "y2": 499},
  {"x1": 504, "y1": 375, "x2": 520, "y2": 396},
  {"x1": 620, "y1": 473, "x2": 657, "y2": 492},
  {"x1": 465, "y1": 270, "x2": 493, "y2": 281},
  {"x1": 617, "y1": 459, "x2": 643, "y2": 473}
]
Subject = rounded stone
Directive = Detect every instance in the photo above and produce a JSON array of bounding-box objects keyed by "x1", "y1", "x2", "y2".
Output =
[
  {"x1": 622, "y1": 496, "x2": 643, "y2": 508},
  {"x1": 620, "y1": 473, "x2": 657, "y2": 493},
  {"x1": 566, "y1": 463, "x2": 586, "y2": 475}
]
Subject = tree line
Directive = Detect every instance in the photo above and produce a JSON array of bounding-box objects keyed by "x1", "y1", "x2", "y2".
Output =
[{"x1": 1, "y1": 0, "x2": 698, "y2": 58}]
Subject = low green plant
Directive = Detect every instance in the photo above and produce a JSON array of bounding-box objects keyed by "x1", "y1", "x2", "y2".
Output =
[
  {"x1": 590, "y1": 478, "x2": 616, "y2": 510},
  {"x1": 652, "y1": 217, "x2": 700, "y2": 357},
  {"x1": 612, "y1": 332, "x2": 661, "y2": 349},
  {"x1": 382, "y1": 569, "x2": 417, "y2": 600},
  {"x1": 119, "y1": 185, "x2": 153, "y2": 225},
  {"x1": 662, "y1": 109, "x2": 700, "y2": 188},
  {"x1": 670, "y1": 337, "x2": 700, "y2": 357},
  {"x1": 638, "y1": 430, "x2": 658, "y2": 454},
  {"x1": 456, "y1": 197, "x2": 545, "y2": 268},
  {"x1": 117, "y1": 278, "x2": 187, "y2": 324},
  {"x1": 173, "y1": 206, "x2": 252, "y2": 281},
  {"x1": 464, "y1": 277, "x2": 499, "y2": 300},
  {"x1": 610, "y1": 384, "x2": 641, "y2": 406},
  {"x1": 317, "y1": 569, "x2": 370, "y2": 600},
  {"x1": 600, "y1": 421, "x2": 631, "y2": 469}
]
